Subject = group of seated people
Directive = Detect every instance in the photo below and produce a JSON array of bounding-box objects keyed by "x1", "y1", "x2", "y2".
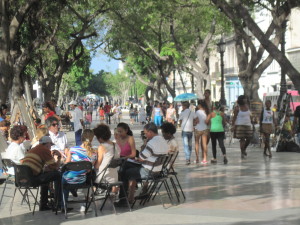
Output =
[{"x1": 1, "y1": 114, "x2": 179, "y2": 212}]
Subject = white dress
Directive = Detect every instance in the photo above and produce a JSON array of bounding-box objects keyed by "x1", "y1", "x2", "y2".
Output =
[{"x1": 95, "y1": 142, "x2": 120, "y2": 183}]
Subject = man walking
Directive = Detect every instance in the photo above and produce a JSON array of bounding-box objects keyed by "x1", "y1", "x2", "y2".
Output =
[
  {"x1": 69, "y1": 100, "x2": 84, "y2": 146},
  {"x1": 179, "y1": 101, "x2": 196, "y2": 165}
]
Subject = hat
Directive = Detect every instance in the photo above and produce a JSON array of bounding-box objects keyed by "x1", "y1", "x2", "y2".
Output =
[
  {"x1": 68, "y1": 100, "x2": 77, "y2": 105},
  {"x1": 39, "y1": 136, "x2": 54, "y2": 145}
]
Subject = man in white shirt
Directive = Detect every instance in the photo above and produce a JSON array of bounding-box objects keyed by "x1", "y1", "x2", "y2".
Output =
[
  {"x1": 45, "y1": 117, "x2": 68, "y2": 157},
  {"x1": 121, "y1": 123, "x2": 169, "y2": 204},
  {"x1": 179, "y1": 101, "x2": 196, "y2": 165},
  {"x1": 69, "y1": 100, "x2": 84, "y2": 146}
]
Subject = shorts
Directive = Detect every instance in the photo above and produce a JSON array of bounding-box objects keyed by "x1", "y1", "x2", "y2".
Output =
[
  {"x1": 194, "y1": 129, "x2": 209, "y2": 138},
  {"x1": 261, "y1": 124, "x2": 274, "y2": 134},
  {"x1": 234, "y1": 125, "x2": 253, "y2": 139}
]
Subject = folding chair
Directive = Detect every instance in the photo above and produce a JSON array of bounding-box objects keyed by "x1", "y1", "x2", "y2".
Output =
[
  {"x1": 132, "y1": 154, "x2": 173, "y2": 208},
  {"x1": 92, "y1": 157, "x2": 131, "y2": 214},
  {"x1": 12, "y1": 164, "x2": 40, "y2": 215},
  {"x1": 166, "y1": 151, "x2": 186, "y2": 201},
  {"x1": 0, "y1": 159, "x2": 16, "y2": 207},
  {"x1": 59, "y1": 161, "x2": 97, "y2": 219}
]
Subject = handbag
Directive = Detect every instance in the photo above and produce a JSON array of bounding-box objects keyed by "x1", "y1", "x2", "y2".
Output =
[{"x1": 109, "y1": 143, "x2": 122, "y2": 168}]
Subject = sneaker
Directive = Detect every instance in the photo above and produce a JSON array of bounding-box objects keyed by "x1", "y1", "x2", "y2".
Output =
[
  {"x1": 201, "y1": 160, "x2": 208, "y2": 165},
  {"x1": 223, "y1": 157, "x2": 228, "y2": 165},
  {"x1": 210, "y1": 159, "x2": 217, "y2": 164},
  {"x1": 80, "y1": 205, "x2": 86, "y2": 212},
  {"x1": 186, "y1": 160, "x2": 190, "y2": 165}
]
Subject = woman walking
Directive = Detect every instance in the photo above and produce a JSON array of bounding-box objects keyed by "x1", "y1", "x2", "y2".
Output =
[
  {"x1": 152, "y1": 103, "x2": 163, "y2": 127},
  {"x1": 206, "y1": 102, "x2": 228, "y2": 164},
  {"x1": 194, "y1": 100, "x2": 209, "y2": 164},
  {"x1": 232, "y1": 95, "x2": 253, "y2": 159},
  {"x1": 260, "y1": 100, "x2": 275, "y2": 158},
  {"x1": 166, "y1": 103, "x2": 176, "y2": 124}
]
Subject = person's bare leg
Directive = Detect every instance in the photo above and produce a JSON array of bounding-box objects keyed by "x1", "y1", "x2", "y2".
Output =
[
  {"x1": 194, "y1": 134, "x2": 200, "y2": 163},
  {"x1": 128, "y1": 180, "x2": 137, "y2": 203},
  {"x1": 201, "y1": 134, "x2": 208, "y2": 162}
]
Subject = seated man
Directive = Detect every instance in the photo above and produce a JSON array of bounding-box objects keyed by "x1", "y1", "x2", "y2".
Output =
[
  {"x1": 22, "y1": 136, "x2": 61, "y2": 211},
  {"x1": 46, "y1": 116, "x2": 68, "y2": 158},
  {"x1": 122, "y1": 123, "x2": 169, "y2": 204}
]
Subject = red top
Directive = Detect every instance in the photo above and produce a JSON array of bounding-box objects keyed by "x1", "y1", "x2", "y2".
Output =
[
  {"x1": 104, "y1": 105, "x2": 111, "y2": 113},
  {"x1": 45, "y1": 111, "x2": 55, "y2": 120}
]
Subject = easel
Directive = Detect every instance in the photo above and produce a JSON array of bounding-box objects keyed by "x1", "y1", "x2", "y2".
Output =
[{"x1": 10, "y1": 97, "x2": 37, "y2": 140}]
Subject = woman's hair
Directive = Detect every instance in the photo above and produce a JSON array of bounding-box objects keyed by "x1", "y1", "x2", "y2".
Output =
[
  {"x1": 213, "y1": 101, "x2": 221, "y2": 110},
  {"x1": 117, "y1": 122, "x2": 133, "y2": 136},
  {"x1": 197, "y1": 99, "x2": 209, "y2": 115},
  {"x1": 161, "y1": 122, "x2": 176, "y2": 135},
  {"x1": 32, "y1": 127, "x2": 48, "y2": 145},
  {"x1": 43, "y1": 101, "x2": 55, "y2": 112},
  {"x1": 81, "y1": 129, "x2": 95, "y2": 157},
  {"x1": 237, "y1": 95, "x2": 249, "y2": 106},
  {"x1": 0, "y1": 104, "x2": 8, "y2": 116},
  {"x1": 93, "y1": 123, "x2": 111, "y2": 141},
  {"x1": 10, "y1": 125, "x2": 26, "y2": 141}
]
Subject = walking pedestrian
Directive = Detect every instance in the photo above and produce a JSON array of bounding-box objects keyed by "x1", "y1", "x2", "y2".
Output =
[
  {"x1": 166, "y1": 103, "x2": 176, "y2": 124},
  {"x1": 152, "y1": 103, "x2": 163, "y2": 128},
  {"x1": 69, "y1": 100, "x2": 84, "y2": 146},
  {"x1": 194, "y1": 100, "x2": 209, "y2": 164},
  {"x1": 232, "y1": 95, "x2": 253, "y2": 159},
  {"x1": 178, "y1": 101, "x2": 196, "y2": 165},
  {"x1": 260, "y1": 100, "x2": 276, "y2": 158},
  {"x1": 206, "y1": 102, "x2": 228, "y2": 164},
  {"x1": 104, "y1": 102, "x2": 112, "y2": 124},
  {"x1": 293, "y1": 106, "x2": 300, "y2": 146}
]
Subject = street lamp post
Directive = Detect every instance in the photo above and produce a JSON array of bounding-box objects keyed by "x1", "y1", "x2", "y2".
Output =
[{"x1": 217, "y1": 36, "x2": 226, "y2": 106}]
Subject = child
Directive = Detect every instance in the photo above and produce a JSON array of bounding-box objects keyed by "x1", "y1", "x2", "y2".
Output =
[
  {"x1": 282, "y1": 114, "x2": 293, "y2": 139},
  {"x1": 260, "y1": 100, "x2": 275, "y2": 158},
  {"x1": 99, "y1": 106, "x2": 105, "y2": 123},
  {"x1": 161, "y1": 122, "x2": 178, "y2": 168}
]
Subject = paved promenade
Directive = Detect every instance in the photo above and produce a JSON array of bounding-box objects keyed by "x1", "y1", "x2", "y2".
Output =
[{"x1": 1, "y1": 111, "x2": 300, "y2": 225}]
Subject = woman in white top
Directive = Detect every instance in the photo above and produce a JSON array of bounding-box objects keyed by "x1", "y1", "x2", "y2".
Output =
[
  {"x1": 5, "y1": 126, "x2": 26, "y2": 174},
  {"x1": 194, "y1": 100, "x2": 209, "y2": 164},
  {"x1": 260, "y1": 100, "x2": 275, "y2": 158},
  {"x1": 232, "y1": 95, "x2": 253, "y2": 159},
  {"x1": 152, "y1": 103, "x2": 163, "y2": 127},
  {"x1": 93, "y1": 124, "x2": 121, "y2": 194}
]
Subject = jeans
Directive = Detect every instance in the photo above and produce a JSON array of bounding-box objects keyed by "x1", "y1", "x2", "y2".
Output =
[
  {"x1": 31, "y1": 171, "x2": 61, "y2": 207},
  {"x1": 75, "y1": 129, "x2": 82, "y2": 146},
  {"x1": 105, "y1": 113, "x2": 111, "y2": 124},
  {"x1": 154, "y1": 116, "x2": 162, "y2": 127},
  {"x1": 182, "y1": 131, "x2": 193, "y2": 160}
]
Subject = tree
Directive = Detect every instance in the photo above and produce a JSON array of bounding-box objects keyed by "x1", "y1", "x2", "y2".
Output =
[{"x1": 212, "y1": 0, "x2": 300, "y2": 99}]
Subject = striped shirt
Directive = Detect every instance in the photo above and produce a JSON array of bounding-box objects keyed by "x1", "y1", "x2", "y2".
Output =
[
  {"x1": 22, "y1": 144, "x2": 56, "y2": 175},
  {"x1": 140, "y1": 136, "x2": 168, "y2": 172}
]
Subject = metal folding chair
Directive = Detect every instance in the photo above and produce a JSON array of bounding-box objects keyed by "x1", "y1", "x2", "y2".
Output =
[
  {"x1": 92, "y1": 157, "x2": 131, "y2": 214},
  {"x1": 12, "y1": 164, "x2": 40, "y2": 215},
  {"x1": 59, "y1": 161, "x2": 97, "y2": 219}
]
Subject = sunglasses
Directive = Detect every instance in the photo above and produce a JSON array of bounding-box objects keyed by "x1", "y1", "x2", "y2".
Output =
[{"x1": 51, "y1": 123, "x2": 59, "y2": 127}]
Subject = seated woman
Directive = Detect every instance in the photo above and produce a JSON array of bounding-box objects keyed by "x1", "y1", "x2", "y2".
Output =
[
  {"x1": 93, "y1": 124, "x2": 121, "y2": 194},
  {"x1": 4, "y1": 125, "x2": 27, "y2": 174},
  {"x1": 116, "y1": 122, "x2": 136, "y2": 158},
  {"x1": 61, "y1": 129, "x2": 96, "y2": 208}
]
